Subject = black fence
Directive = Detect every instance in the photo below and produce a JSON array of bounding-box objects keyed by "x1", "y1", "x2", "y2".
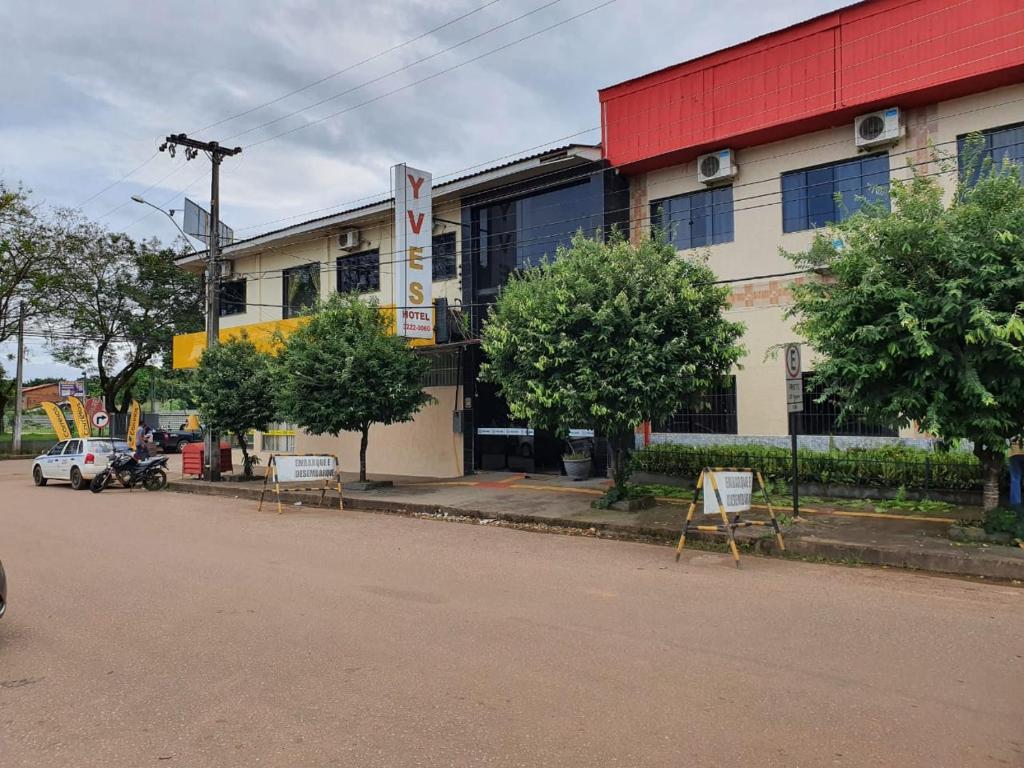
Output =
[{"x1": 632, "y1": 443, "x2": 982, "y2": 493}]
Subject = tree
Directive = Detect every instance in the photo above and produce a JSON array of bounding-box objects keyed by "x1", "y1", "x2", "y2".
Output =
[
  {"x1": 786, "y1": 143, "x2": 1024, "y2": 510},
  {"x1": 193, "y1": 336, "x2": 276, "y2": 477},
  {"x1": 42, "y1": 219, "x2": 203, "y2": 412},
  {"x1": 275, "y1": 294, "x2": 432, "y2": 482},
  {"x1": 480, "y1": 233, "x2": 745, "y2": 494},
  {"x1": 0, "y1": 182, "x2": 51, "y2": 348}
]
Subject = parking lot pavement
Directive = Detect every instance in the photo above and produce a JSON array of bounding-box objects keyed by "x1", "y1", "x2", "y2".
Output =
[{"x1": 1, "y1": 461, "x2": 1022, "y2": 767}]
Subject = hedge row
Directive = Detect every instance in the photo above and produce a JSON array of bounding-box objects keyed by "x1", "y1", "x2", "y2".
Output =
[{"x1": 630, "y1": 443, "x2": 982, "y2": 491}]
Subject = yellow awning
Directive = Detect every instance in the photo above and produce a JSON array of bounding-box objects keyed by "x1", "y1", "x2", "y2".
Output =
[{"x1": 173, "y1": 311, "x2": 435, "y2": 369}]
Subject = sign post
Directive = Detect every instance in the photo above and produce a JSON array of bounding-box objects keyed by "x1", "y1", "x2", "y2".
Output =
[
  {"x1": 392, "y1": 164, "x2": 434, "y2": 339},
  {"x1": 92, "y1": 410, "x2": 110, "y2": 434},
  {"x1": 675, "y1": 467, "x2": 785, "y2": 567},
  {"x1": 784, "y1": 343, "x2": 803, "y2": 519},
  {"x1": 259, "y1": 454, "x2": 343, "y2": 515}
]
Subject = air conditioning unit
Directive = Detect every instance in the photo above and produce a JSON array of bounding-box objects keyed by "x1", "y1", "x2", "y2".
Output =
[
  {"x1": 696, "y1": 149, "x2": 737, "y2": 185},
  {"x1": 218, "y1": 259, "x2": 233, "y2": 279},
  {"x1": 338, "y1": 229, "x2": 361, "y2": 251},
  {"x1": 854, "y1": 107, "x2": 903, "y2": 149}
]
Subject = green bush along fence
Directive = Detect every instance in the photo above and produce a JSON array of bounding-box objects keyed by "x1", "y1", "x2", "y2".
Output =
[{"x1": 631, "y1": 443, "x2": 981, "y2": 492}]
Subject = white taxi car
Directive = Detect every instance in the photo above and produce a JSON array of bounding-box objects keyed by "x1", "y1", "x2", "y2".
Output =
[{"x1": 32, "y1": 438, "x2": 132, "y2": 491}]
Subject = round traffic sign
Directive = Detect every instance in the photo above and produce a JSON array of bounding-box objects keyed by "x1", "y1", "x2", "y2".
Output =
[
  {"x1": 92, "y1": 411, "x2": 110, "y2": 429},
  {"x1": 784, "y1": 344, "x2": 802, "y2": 379}
]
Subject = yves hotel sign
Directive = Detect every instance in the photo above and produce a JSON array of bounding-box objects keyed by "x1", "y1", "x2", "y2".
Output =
[{"x1": 392, "y1": 164, "x2": 433, "y2": 339}]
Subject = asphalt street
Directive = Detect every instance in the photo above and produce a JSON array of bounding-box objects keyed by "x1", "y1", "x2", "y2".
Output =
[{"x1": 0, "y1": 458, "x2": 1021, "y2": 767}]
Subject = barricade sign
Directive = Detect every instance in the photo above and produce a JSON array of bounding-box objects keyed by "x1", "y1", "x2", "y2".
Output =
[
  {"x1": 259, "y1": 454, "x2": 343, "y2": 515},
  {"x1": 676, "y1": 467, "x2": 785, "y2": 568}
]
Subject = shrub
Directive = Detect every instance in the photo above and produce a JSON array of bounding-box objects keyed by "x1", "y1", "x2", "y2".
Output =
[{"x1": 630, "y1": 443, "x2": 981, "y2": 491}]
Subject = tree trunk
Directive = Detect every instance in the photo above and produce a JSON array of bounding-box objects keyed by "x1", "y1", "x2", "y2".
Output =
[
  {"x1": 236, "y1": 431, "x2": 251, "y2": 477},
  {"x1": 975, "y1": 445, "x2": 1003, "y2": 512},
  {"x1": 608, "y1": 429, "x2": 633, "y2": 492},
  {"x1": 359, "y1": 425, "x2": 369, "y2": 483}
]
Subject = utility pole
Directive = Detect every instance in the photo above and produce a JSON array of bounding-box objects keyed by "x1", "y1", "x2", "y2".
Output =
[
  {"x1": 12, "y1": 303, "x2": 26, "y2": 454},
  {"x1": 160, "y1": 134, "x2": 241, "y2": 481}
]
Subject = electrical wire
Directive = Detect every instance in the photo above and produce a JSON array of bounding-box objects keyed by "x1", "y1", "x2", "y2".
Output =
[
  {"x1": 221, "y1": 0, "x2": 1014, "y2": 233},
  {"x1": 242, "y1": 0, "x2": 620, "y2": 150},
  {"x1": 204, "y1": 129, "x2": 1022, "y2": 285},
  {"x1": 192, "y1": 0, "x2": 506, "y2": 135},
  {"x1": 223, "y1": 0, "x2": 569, "y2": 143}
]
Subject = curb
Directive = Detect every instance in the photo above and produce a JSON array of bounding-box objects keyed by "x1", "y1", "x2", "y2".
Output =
[{"x1": 166, "y1": 480, "x2": 1024, "y2": 582}]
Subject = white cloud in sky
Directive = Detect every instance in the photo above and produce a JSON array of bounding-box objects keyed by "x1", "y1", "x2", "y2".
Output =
[{"x1": 0, "y1": 0, "x2": 850, "y2": 376}]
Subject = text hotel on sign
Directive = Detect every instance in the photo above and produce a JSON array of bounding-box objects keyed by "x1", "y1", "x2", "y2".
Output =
[{"x1": 392, "y1": 164, "x2": 433, "y2": 339}]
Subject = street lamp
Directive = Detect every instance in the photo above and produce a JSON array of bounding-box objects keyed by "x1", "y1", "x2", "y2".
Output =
[{"x1": 130, "y1": 195, "x2": 198, "y2": 254}]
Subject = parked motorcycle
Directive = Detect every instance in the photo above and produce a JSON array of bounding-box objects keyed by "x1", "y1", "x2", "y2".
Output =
[{"x1": 89, "y1": 451, "x2": 169, "y2": 493}]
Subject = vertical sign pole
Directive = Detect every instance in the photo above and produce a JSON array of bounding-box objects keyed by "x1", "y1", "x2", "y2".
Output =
[{"x1": 790, "y1": 413, "x2": 800, "y2": 520}]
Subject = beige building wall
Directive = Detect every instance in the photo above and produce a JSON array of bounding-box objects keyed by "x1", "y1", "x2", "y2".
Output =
[
  {"x1": 633, "y1": 83, "x2": 1024, "y2": 436},
  {"x1": 217, "y1": 198, "x2": 466, "y2": 477},
  {"x1": 292, "y1": 387, "x2": 462, "y2": 479}
]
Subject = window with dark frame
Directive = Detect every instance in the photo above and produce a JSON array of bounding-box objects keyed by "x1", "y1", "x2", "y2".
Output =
[
  {"x1": 793, "y1": 372, "x2": 896, "y2": 437},
  {"x1": 958, "y1": 122, "x2": 1024, "y2": 185},
  {"x1": 432, "y1": 232, "x2": 457, "y2": 281},
  {"x1": 282, "y1": 263, "x2": 320, "y2": 319},
  {"x1": 336, "y1": 249, "x2": 380, "y2": 294},
  {"x1": 219, "y1": 279, "x2": 246, "y2": 316},
  {"x1": 650, "y1": 186, "x2": 734, "y2": 250},
  {"x1": 656, "y1": 376, "x2": 738, "y2": 434},
  {"x1": 781, "y1": 154, "x2": 890, "y2": 233}
]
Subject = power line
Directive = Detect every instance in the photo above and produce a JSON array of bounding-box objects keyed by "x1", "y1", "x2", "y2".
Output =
[
  {"x1": 223, "y1": 0, "x2": 569, "y2": 143},
  {"x1": 192, "y1": 0, "x2": 506, "y2": 135},
  {"x1": 242, "y1": 0, "x2": 619, "y2": 150},
  {"x1": 221, "y1": 0, "x2": 1013, "y2": 233},
  {"x1": 211, "y1": 127, "x2": 1019, "y2": 285}
]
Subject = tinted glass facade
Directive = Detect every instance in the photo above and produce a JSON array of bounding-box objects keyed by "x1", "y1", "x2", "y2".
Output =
[
  {"x1": 650, "y1": 187, "x2": 734, "y2": 250},
  {"x1": 469, "y1": 176, "x2": 606, "y2": 300},
  {"x1": 283, "y1": 263, "x2": 319, "y2": 318},
  {"x1": 432, "y1": 232, "x2": 457, "y2": 281},
  {"x1": 337, "y1": 249, "x2": 379, "y2": 293},
  {"x1": 219, "y1": 279, "x2": 246, "y2": 316},
  {"x1": 958, "y1": 122, "x2": 1024, "y2": 184},
  {"x1": 782, "y1": 154, "x2": 889, "y2": 232}
]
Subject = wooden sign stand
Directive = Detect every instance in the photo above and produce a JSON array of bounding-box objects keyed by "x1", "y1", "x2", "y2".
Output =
[
  {"x1": 258, "y1": 454, "x2": 343, "y2": 515},
  {"x1": 675, "y1": 467, "x2": 785, "y2": 568}
]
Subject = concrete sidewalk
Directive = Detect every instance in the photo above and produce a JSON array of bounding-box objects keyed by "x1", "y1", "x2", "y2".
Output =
[{"x1": 167, "y1": 467, "x2": 1024, "y2": 582}]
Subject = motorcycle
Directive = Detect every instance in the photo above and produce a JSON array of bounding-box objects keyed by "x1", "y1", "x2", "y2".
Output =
[{"x1": 89, "y1": 451, "x2": 169, "y2": 493}]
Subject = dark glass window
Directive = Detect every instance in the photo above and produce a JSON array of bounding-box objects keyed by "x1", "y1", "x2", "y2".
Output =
[
  {"x1": 337, "y1": 249, "x2": 379, "y2": 294},
  {"x1": 283, "y1": 263, "x2": 320, "y2": 318},
  {"x1": 432, "y1": 232, "x2": 457, "y2": 281},
  {"x1": 794, "y1": 373, "x2": 896, "y2": 437},
  {"x1": 656, "y1": 376, "x2": 738, "y2": 434},
  {"x1": 219, "y1": 279, "x2": 246, "y2": 316},
  {"x1": 958, "y1": 122, "x2": 1024, "y2": 185},
  {"x1": 650, "y1": 186, "x2": 734, "y2": 250},
  {"x1": 471, "y1": 178, "x2": 604, "y2": 298},
  {"x1": 782, "y1": 154, "x2": 889, "y2": 232}
]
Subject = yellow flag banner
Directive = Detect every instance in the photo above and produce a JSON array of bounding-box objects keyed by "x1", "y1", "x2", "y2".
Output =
[
  {"x1": 67, "y1": 396, "x2": 91, "y2": 438},
  {"x1": 41, "y1": 401, "x2": 72, "y2": 442},
  {"x1": 127, "y1": 400, "x2": 141, "y2": 450}
]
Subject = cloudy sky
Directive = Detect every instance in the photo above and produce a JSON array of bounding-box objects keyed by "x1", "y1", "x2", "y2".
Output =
[{"x1": 1, "y1": 0, "x2": 848, "y2": 378}]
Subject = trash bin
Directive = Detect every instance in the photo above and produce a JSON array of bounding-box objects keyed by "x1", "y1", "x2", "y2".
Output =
[{"x1": 181, "y1": 441, "x2": 233, "y2": 478}]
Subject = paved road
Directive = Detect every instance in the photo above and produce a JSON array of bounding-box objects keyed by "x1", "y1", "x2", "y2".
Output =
[{"x1": 1, "y1": 458, "x2": 1022, "y2": 767}]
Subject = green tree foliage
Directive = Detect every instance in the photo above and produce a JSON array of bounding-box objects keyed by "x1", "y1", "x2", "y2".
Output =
[
  {"x1": 193, "y1": 336, "x2": 276, "y2": 477},
  {"x1": 480, "y1": 233, "x2": 745, "y2": 492},
  {"x1": 0, "y1": 182, "x2": 50, "y2": 347},
  {"x1": 787, "y1": 141, "x2": 1024, "y2": 509},
  {"x1": 275, "y1": 294, "x2": 432, "y2": 482},
  {"x1": 42, "y1": 218, "x2": 203, "y2": 412}
]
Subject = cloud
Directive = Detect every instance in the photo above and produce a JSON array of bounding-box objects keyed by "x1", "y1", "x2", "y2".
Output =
[{"x1": 0, "y1": 0, "x2": 847, "y2": 369}]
